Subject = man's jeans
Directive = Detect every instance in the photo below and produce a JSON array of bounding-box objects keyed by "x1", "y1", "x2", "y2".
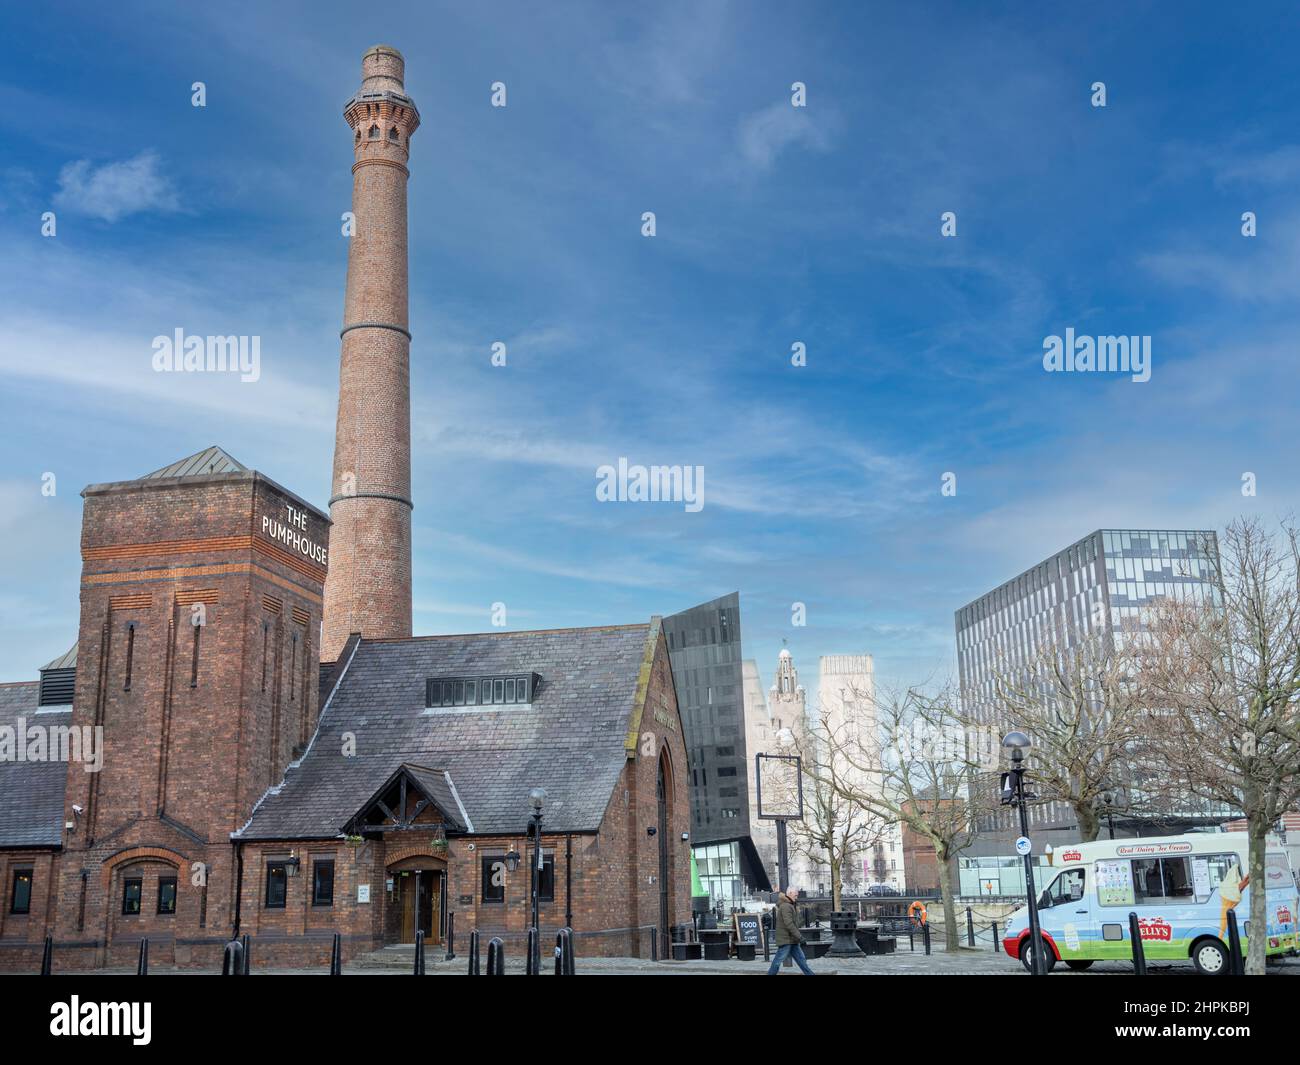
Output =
[{"x1": 767, "y1": 943, "x2": 815, "y2": 975}]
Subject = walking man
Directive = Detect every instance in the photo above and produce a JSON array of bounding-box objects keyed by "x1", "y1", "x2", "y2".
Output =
[{"x1": 766, "y1": 886, "x2": 815, "y2": 975}]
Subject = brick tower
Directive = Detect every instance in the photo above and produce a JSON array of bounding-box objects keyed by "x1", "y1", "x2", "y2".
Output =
[{"x1": 322, "y1": 45, "x2": 419, "y2": 660}]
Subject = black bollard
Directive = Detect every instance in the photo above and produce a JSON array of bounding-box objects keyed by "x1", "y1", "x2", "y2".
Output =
[
  {"x1": 923, "y1": 920, "x2": 931, "y2": 956},
  {"x1": 444, "y1": 911, "x2": 456, "y2": 961},
  {"x1": 241, "y1": 933, "x2": 250, "y2": 975},
  {"x1": 564, "y1": 926, "x2": 576, "y2": 975},
  {"x1": 329, "y1": 931, "x2": 342, "y2": 975},
  {"x1": 137, "y1": 938, "x2": 149, "y2": 975},
  {"x1": 222, "y1": 939, "x2": 244, "y2": 976},
  {"x1": 414, "y1": 929, "x2": 425, "y2": 975},
  {"x1": 40, "y1": 935, "x2": 52, "y2": 976},
  {"x1": 467, "y1": 929, "x2": 481, "y2": 975},
  {"x1": 525, "y1": 927, "x2": 538, "y2": 975},
  {"x1": 991, "y1": 921, "x2": 999, "y2": 952},
  {"x1": 1128, "y1": 912, "x2": 1147, "y2": 975},
  {"x1": 966, "y1": 907, "x2": 975, "y2": 947},
  {"x1": 486, "y1": 936, "x2": 505, "y2": 975},
  {"x1": 908, "y1": 922, "x2": 914, "y2": 952},
  {"x1": 553, "y1": 927, "x2": 575, "y2": 975},
  {"x1": 651, "y1": 926, "x2": 658, "y2": 962},
  {"x1": 1226, "y1": 909, "x2": 1244, "y2": 975}
]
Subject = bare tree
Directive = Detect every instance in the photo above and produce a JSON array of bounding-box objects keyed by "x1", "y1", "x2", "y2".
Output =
[
  {"x1": 1139, "y1": 518, "x2": 1300, "y2": 974},
  {"x1": 806, "y1": 680, "x2": 992, "y2": 951},
  {"x1": 970, "y1": 633, "x2": 1155, "y2": 842},
  {"x1": 780, "y1": 710, "x2": 887, "y2": 910}
]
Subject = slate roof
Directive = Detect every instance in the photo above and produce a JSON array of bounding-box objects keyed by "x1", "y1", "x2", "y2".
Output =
[
  {"x1": 139, "y1": 445, "x2": 248, "y2": 480},
  {"x1": 0, "y1": 681, "x2": 69, "y2": 848},
  {"x1": 237, "y1": 623, "x2": 656, "y2": 840}
]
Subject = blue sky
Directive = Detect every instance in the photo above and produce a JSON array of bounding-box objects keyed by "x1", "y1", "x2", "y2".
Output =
[{"x1": 2, "y1": 1, "x2": 1298, "y2": 698}]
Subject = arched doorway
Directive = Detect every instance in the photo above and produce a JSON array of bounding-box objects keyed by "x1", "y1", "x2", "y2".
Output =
[
  {"x1": 656, "y1": 747, "x2": 674, "y2": 954},
  {"x1": 385, "y1": 855, "x2": 446, "y2": 944}
]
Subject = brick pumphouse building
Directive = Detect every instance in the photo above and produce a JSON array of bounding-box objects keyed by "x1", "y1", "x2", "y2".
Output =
[{"x1": 0, "y1": 45, "x2": 691, "y2": 971}]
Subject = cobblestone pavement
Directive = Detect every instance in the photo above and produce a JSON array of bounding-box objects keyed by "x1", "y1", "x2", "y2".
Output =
[{"x1": 12, "y1": 944, "x2": 1299, "y2": 976}]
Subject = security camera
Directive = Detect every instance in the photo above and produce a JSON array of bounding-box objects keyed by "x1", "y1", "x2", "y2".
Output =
[{"x1": 72, "y1": 804, "x2": 83, "y2": 814}]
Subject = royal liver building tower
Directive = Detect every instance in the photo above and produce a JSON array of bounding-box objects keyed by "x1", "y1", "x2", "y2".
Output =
[{"x1": 322, "y1": 45, "x2": 419, "y2": 660}]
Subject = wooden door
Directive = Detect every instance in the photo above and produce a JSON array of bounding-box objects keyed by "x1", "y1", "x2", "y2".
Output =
[{"x1": 398, "y1": 872, "x2": 415, "y2": 942}]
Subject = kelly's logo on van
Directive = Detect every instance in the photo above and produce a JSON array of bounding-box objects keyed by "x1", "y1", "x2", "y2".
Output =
[
  {"x1": 1137, "y1": 918, "x2": 1172, "y2": 942},
  {"x1": 1061, "y1": 849, "x2": 1082, "y2": 863}
]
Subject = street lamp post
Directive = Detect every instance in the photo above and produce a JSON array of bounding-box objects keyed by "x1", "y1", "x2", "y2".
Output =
[
  {"x1": 1001, "y1": 731, "x2": 1046, "y2": 976},
  {"x1": 1102, "y1": 791, "x2": 1116, "y2": 841},
  {"x1": 528, "y1": 787, "x2": 546, "y2": 975}
]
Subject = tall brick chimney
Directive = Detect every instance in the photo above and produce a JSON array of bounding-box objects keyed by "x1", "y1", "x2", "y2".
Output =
[{"x1": 322, "y1": 45, "x2": 419, "y2": 660}]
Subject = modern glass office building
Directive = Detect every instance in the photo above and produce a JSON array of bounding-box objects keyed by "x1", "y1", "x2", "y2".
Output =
[
  {"x1": 664, "y1": 593, "x2": 771, "y2": 907},
  {"x1": 955, "y1": 529, "x2": 1227, "y2": 851}
]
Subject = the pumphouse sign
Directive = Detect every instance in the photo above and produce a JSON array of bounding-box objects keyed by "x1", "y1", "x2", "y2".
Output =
[{"x1": 261, "y1": 502, "x2": 328, "y2": 566}]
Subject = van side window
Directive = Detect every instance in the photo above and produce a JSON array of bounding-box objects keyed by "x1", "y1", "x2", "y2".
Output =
[
  {"x1": 1045, "y1": 868, "x2": 1085, "y2": 906},
  {"x1": 1197, "y1": 853, "x2": 1242, "y2": 904},
  {"x1": 1133, "y1": 857, "x2": 1193, "y2": 903}
]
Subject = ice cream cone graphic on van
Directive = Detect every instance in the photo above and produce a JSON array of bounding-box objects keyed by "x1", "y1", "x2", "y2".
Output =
[{"x1": 1218, "y1": 863, "x2": 1250, "y2": 937}]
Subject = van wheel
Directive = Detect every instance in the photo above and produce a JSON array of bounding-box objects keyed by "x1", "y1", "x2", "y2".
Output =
[
  {"x1": 1065, "y1": 959, "x2": 1093, "y2": 971},
  {"x1": 1020, "y1": 936, "x2": 1057, "y2": 973},
  {"x1": 1191, "y1": 938, "x2": 1228, "y2": 975}
]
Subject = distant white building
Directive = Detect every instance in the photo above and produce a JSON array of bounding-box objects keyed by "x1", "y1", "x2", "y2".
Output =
[{"x1": 814, "y1": 654, "x2": 905, "y2": 894}]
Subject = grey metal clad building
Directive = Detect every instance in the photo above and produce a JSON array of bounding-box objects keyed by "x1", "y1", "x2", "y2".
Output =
[
  {"x1": 955, "y1": 529, "x2": 1225, "y2": 857},
  {"x1": 663, "y1": 593, "x2": 770, "y2": 902}
]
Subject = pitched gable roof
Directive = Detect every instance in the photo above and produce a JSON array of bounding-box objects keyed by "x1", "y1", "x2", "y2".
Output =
[
  {"x1": 139, "y1": 445, "x2": 247, "y2": 480},
  {"x1": 344, "y1": 763, "x2": 471, "y2": 834},
  {"x1": 236, "y1": 622, "x2": 659, "y2": 840}
]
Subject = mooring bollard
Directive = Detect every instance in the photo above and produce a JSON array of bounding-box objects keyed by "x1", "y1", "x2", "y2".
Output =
[
  {"x1": 137, "y1": 938, "x2": 149, "y2": 975},
  {"x1": 222, "y1": 939, "x2": 244, "y2": 976},
  {"x1": 553, "y1": 927, "x2": 575, "y2": 975},
  {"x1": 486, "y1": 936, "x2": 505, "y2": 975},
  {"x1": 966, "y1": 907, "x2": 975, "y2": 947},
  {"x1": 525, "y1": 926, "x2": 539, "y2": 975},
  {"x1": 991, "y1": 921, "x2": 999, "y2": 952},
  {"x1": 414, "y1": 929, "x2": 425, "y2": 975},
  {"x1": 444, "y1": 911, "x2": 456, "y2": 961},
  {"x1": 467, "y1": 929, "x2": 481, "y2": 975},
  {"x1": 922, "y1": 920, "x2": 931, "y2": 956},
  {"x1": 329, "y1": 931, "x2": 342, "y2": 975},
  {"x1": 1128, "y1": 911, "x2": 1147, "y2": 975},
  {"x1": 241, "y1": 933, "x2": 250, "y2": 975},
  {"x1": 1226, "y1": 908, "x2": 1244, "y2": 975},
  {"x1": 40, "y1": 935, "x2": 52, "y2": 976}
]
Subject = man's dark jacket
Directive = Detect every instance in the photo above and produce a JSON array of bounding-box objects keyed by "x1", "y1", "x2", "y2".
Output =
[{"x1": 774, "y1": 893, "x2": 803, "y2": 946}]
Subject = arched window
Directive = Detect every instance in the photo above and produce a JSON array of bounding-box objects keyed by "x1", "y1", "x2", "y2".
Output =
[
  {"x1": 388, "y1": 126, "x2": 399, "y2": 141},
  {"x1": 354, "y1": 128, "x2": 361, "y2": 142},
  {"x1": 368, "y1": 124, "x2": 379, "y2": 139}
]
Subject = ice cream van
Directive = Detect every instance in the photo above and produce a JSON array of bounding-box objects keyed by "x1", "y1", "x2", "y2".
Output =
[{"x1": 1002, "y1": 832, "x2": 1298, "y2": 974}]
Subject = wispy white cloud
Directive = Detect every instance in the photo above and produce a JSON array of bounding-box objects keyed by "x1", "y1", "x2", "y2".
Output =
[
  {"x1": 54, "y1": 150, "x2": 180, "y2": 222},
  {"x1": 736, "y1": 100, "x2": 831, "y2": 169}
]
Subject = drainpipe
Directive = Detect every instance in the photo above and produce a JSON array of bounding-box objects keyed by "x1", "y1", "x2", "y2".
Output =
[
  {"x1": 565, "y1": 834, "x2": 573, "y2": 929},
  {"x1": 232, "y1": 839, "x2": 245, "y2": 938}
]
